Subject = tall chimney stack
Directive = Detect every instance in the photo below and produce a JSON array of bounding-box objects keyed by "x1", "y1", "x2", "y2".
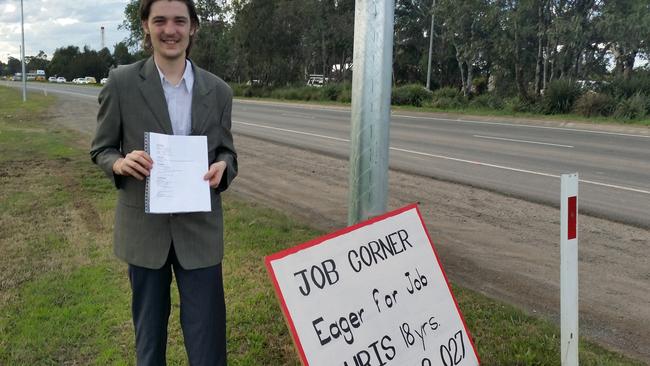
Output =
[{"x1": 101, "y1": 26, "x2": 105, "y2": 49}]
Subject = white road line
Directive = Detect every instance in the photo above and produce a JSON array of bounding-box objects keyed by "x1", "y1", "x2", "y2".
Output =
[
  {"x1": 29, "y1": 86, "x2": 97, "y2": 99},
  {"x1": 236, "y1": 120, "x2": 650, "y2": 195},
  {"x1": 233, "y1": 99, "x2": 649, "y2": 139},
  {"x1": 473, "y1": 135, "x2": 574, "y2": 148},
  {"x1": 234, "y1": 120, "x2": 349, "y2": 142},
  {"x1": 281, "y1": 112, "x2": 315, "y2": 119},
  {"x1": 394, "y1": 114, "x2": 650, "y2": 139},
  {"x1": 390, "y1": 147, "x2": 650, "y2": 195}
]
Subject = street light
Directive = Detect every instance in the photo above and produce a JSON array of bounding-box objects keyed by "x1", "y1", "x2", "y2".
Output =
[
  {"x1": 20, "y1": 0, "x2": 27, "y2": 102},
  {"x1": 426, "y1": 0, "x2": 436, "y2": 91}
]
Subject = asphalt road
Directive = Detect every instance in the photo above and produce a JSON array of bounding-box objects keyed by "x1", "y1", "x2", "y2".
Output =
[{"x1": 5, "y1": 81, "x2": 649, "y2": 228}]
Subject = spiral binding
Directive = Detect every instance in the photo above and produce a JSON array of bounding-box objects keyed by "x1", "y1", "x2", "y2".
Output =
[{"x1": 144, "y1": 132, "x2": 151, "y2": 213}]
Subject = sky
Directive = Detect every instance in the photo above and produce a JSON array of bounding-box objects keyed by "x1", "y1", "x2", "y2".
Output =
[{"x1": 1, "y1": 0, "x2": 131, "y2": 63}]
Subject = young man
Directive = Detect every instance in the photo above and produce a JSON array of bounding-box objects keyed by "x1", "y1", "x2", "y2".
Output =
[{"x1": 90, "y1": 0, "x2": 236, "y2": 364}]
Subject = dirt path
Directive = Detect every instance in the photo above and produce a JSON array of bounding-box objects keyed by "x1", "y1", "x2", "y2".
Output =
[{"x1": 49, "y1": 93, "x2": 650, "y2": 363}]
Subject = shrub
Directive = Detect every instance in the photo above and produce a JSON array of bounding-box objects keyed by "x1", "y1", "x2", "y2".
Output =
[
  {"x1": 541, "y1": 79, "x2": 582, "y2": 114},
  {"x1": 337, "y1": 88, "x2": 352, "y2": 103},
  {"x1": 504, "y1": 97, "x2": 537, "y2": 113},
  {"x1": 320, "y1": 82, "x2": 352, "y2": 102},
  {"x1": 472, "y1": 76, "x2": 489, "y2": 95},
  {"x1": 321, "y1": 84, "x2": 342, "y2": 101},
  {"x1": 428, "y1": 87, "x2": 465, "y2": 109},
  {"x1": 432, "y1": 86, "x2": 461, "y2": 99},
  {"x1": 391, "y1": 84, "x2": 433, "y2": 107},
  {"x1": 573, "y1": 91, "x2": 615, "y2": 117},
  {"x1": 230, "y1": 83, "x2": 247, "y2": 97},
  {"x1": 603, "y1": 74, "x2": 650, "y2": 99},
  {"x1": 431, "y1": 97, "x2": 466, "y2": 109},
  {"x1": 270, "y1": 86, "x2": 322, "y2": 101},
  {"x1": 613, "y1": 93, "x2": 648, "y2": 121},
  {"x1": 469, "y1": 93, "x2": 504, "y2": 110}
]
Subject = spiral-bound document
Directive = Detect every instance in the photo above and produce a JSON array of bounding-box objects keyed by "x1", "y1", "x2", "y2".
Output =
[{"x1": 144, "y1": 132, "x2": 211, "y2": 213}]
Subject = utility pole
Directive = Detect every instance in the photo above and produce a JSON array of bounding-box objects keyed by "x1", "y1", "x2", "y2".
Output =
[
  {"x1": 20, "y1": 0, "x2": 27, "y2": 102},
  {"x1": 348, "y1": 0, "x2": 395, "y2": 225},
  {"x1": 426, "y1": 0, "x2": 436, "y2": 90}
]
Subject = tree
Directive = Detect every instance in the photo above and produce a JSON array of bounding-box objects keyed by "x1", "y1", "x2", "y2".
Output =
[
  {"x1": 231, "y1": 0, "x2": 309, "y2": 85},
  {"x1": 119, "y1": 0, "x2": 143, "y2": 51},
  {"x1": 7, "y1": 57, "x2": 22, "y2": 76},
  {"x1": 113, "y1": 42, "x2": 135, "y2": 66},
  {"x1": 437, "y1": 0, "x2": 497, "y2": 96},
  {"x1": 599, "y1": 0, "x2": 650, "y2": 79},
  {"x1": 97, "y1": 48, "x2": 115, "y2": 77},
  {"x1": 26, "y1": 50, "x2": 49, "y2": 72},
  {"x1": 191, "y1": 0, "x2": 234, "y2": 78},
  {"x1": 47, "y1": 46, "x2": 80, "y2": 79}
]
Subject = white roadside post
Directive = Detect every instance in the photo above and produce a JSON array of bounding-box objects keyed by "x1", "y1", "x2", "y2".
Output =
[{"x1": 561, "y1": 173, "x2": 579, "y2": 366}]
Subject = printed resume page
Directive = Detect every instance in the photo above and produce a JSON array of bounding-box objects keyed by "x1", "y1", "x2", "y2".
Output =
[{"x1": 145, "y1": 132, "x2": 211, "y2": 213}]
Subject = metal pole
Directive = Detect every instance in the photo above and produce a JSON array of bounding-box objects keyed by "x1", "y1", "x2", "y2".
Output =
[
  {"x1": 426, "y1": 0, "x2": 435, "y2": 90},
  {"x1": 20, "y1": 0, "x2": 27, "y2": 102},
  {"x1": 348, "y1": 0, "x2": 395, "y2": 225}
]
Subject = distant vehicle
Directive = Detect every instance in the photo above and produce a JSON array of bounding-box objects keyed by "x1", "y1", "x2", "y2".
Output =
[
  {"x1": 12, "y1": 73, "x2": 22, "y2": 81},
  {"x1": 56, "y1": 77, "x2": 66, "y2": 83},
  {"x1": 34, "y1": 70, "x2": 46, "y2": 81},
  {"x1": 306, "y1": 74, "x2": 326, "y2": 87},
  {"x1": 84, "y1": 76, "x2": 97, "y2": 84},
  {"x1": 48, "y1": 76, "x2": 57, "y2": 82},
  {"x1": 72, "y1": 78, "x2": 86, "y2": 84},
  {"x1": 100, "y1": 77, "x2": 108, "y2": 85}
]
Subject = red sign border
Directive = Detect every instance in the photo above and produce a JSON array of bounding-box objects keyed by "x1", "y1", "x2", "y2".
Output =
[{"x1": 264, "y1": 203, "x2": 481, "y2": 365}]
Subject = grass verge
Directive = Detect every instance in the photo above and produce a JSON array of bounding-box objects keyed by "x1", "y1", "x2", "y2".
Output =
[{"x1": 0, "y1": 86, "x2": 644, "y2": 365}]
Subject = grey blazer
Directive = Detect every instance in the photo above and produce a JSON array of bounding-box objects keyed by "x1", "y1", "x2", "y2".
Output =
[{"x1": 90, "y1": 57, "x2": 237, "y2": 270}]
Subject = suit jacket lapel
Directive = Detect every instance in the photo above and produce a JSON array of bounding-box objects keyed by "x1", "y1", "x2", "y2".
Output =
[
  {"x1": 191, "y1": 64, "x2": 214, "y2": 135},
  {"x1": 138, "y1": 57, "x2": 174, "y2": 135}
]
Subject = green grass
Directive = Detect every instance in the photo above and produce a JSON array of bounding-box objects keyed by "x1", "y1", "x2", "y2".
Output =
[{"x1": 0, "y1": 85, "x2": 645, "y2": 365}]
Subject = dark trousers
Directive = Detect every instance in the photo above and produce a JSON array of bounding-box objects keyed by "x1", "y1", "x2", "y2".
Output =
[{"x1": 128, "y1": 247, "x2": 227, "y2": 366}]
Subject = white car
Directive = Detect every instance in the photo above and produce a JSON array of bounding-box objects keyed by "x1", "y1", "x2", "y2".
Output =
[
  {"x1": 56, "y1": 77, "x2": 66, "y2": 83},
  {"x1": 100, "y1": 77, "x2": 108, "y2": 85},
  {"x1": 48, "y1": 76, "x2": 57, "y2": 83}
]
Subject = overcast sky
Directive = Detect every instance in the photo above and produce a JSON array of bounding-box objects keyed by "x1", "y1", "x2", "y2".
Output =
[{"x1": 1, "y1": 0, "x2": 131, "y2": 63}]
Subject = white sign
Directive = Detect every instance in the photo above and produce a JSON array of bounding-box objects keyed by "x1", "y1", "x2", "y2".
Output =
[{"x1": 266, "y1": 204, "x2": 480, "y2": 366}]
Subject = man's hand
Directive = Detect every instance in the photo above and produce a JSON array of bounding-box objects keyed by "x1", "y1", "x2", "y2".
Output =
[
  {"x1": 204, "y1": 161, "x2": 227, "y2": 188},
  {"x1": 113, "y1": 150, "x2": 153, "y2": 180}
]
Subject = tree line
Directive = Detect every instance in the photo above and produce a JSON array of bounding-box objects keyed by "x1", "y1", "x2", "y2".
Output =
[
  {"x1": 122, "y1": 0, "x2": 650, "y2": 98},
  {"x1": 3, "y1": 0, "x2": 649, "y2": 105},
  {"x1": 0, "y1": 43, "x2": 140, "y2": 82}
]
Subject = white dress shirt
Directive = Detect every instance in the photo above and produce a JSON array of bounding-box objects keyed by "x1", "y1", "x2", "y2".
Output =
[{"x1": 156, "y1": 59, "x2": 194, "y2": 136}]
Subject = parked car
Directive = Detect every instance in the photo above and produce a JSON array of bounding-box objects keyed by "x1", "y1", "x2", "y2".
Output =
[
  {"x1": 56, "y1": 77, "x2": 66, "y2": 83},
  {"x1": 84, "y1": 76, "x2": 97, "y2": 84},
  {"x1": 48, "y1": 76, "x2": 57, "y2": 82},
  {"x1": 100, "y1": 77, "x2": 108, "y2": 85},
  {"x1": 72, "y1": 78, "x2": 86, "y2": 84},
  {"x1": 306, "y1": 74, "x2": 326, "y2": 87}
]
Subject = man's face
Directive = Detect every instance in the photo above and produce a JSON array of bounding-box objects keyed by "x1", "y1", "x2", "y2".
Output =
[{"x1": 142, "y1": 0, "x2": 195, "y2": 62}]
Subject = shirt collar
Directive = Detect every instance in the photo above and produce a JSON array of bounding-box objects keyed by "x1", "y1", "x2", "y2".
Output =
[{"x1": 155, "y1": 59, "x2": 194, "y2": 92}]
